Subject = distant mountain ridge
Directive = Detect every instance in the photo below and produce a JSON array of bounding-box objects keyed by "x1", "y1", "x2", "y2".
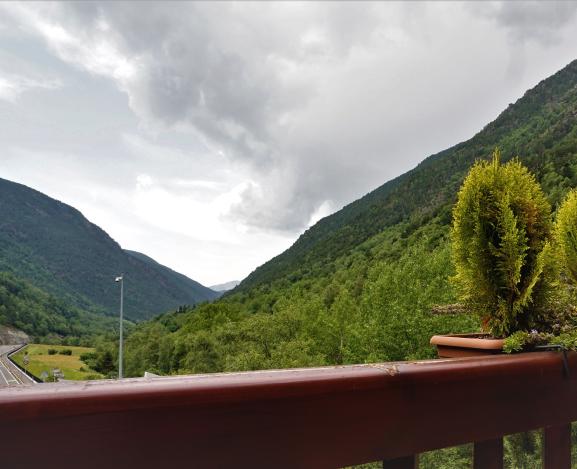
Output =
[
  {"x1": 0, "y1": 178, "x2": 219, "y2": 320},
  {"x1": 210, "y1": 280, "x2": 240, "y2": 292}
]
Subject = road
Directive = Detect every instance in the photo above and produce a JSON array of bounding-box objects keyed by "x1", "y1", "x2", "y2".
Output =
[{"x1": 0, "y1": 344, "x2": 35, "y2": 386}]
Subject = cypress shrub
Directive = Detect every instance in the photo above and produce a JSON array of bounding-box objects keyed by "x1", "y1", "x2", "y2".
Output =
[
  {"x1": 452, "y1": 149, "x2": 553, "y2": 337},
  {"x1": 555, "y1": 189, "x2": 577, "y2": 285}
]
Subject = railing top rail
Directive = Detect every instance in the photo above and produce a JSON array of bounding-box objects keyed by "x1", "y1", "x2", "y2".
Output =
[{"x1": 0, "y1": 352, "x2": 575, "y2": 468}]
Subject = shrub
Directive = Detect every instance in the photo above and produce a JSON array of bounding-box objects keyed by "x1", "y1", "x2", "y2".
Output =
[
  {"x1": 58, "y1": 349, "x2": 72, "y2": 356},
  {"x1": 80, "y1": 351, "x2": 96, "y2": 361},
  {"x1": 84, "y1": 374, "x2": 100, "y2": 381},
  {"x1": 452, "y1": 149, "x2": 553, "y2": 337},
  {"x1": 555, "y1": 189, "x2": 577, "y2": 285},
  {"x1": 80, "y1": 352, "x2": 98, "y2": 371},
  {"x1": 47, "y1": 349, "x2": 57, "y2": 355}
]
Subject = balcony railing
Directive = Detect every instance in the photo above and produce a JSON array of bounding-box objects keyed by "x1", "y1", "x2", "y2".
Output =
[{"x1": 0, "y1": 351, "x2": 575, "y2": 468}]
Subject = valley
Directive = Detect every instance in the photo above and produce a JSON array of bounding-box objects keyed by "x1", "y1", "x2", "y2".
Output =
[
  {"x1": 3, "y1": 60, "x2": 577, "y2": 381},
  {"x1": 112, "y1": 59, "x2": 577, "y2": 378},
  {"x1": 1, "y1": 5, "x2": 577, "y2": 467}
]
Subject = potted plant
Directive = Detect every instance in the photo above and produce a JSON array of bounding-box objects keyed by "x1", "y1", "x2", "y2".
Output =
[{"x1": 431, "y1": 149, "x2": 555, "y2": 358}]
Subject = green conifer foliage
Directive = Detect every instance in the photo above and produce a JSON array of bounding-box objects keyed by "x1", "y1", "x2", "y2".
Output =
[
  {"x1": 555, "y1": 189, "x2": 577, "y2": 285},
  {"x1": 452, "y1": 150, "x2": 552, "y2": 337}
]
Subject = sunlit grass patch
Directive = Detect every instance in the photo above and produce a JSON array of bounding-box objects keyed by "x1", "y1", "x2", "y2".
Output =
[{"x1": 12, "y1": 344, "x2": 103, "y2": 381}]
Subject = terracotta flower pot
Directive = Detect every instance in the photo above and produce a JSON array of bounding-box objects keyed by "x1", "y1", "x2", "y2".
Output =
[{"x1": 430, "y1": 333, "x2": 505, "y2": 358}]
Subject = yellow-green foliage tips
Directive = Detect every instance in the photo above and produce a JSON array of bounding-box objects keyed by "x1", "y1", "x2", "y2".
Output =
[
  {"x1": 555, "y1": 190, "x2": 577, "y2": 285},
  {"x1": 452, "y1": 149, "x2": 552, "y2": 337},
  {"x1": 12, "y1": 344, "x2": 103, "y2": 381},
  {"x1": 502, "y1": 331, "x2": 532, "y2": 353}
]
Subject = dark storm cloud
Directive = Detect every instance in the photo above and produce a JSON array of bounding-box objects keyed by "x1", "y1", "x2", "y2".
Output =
[
  {"x1": 62, "y1": 3, "x2": 284, "y2": 163},
  {"x1": 475, "y1": 1, "x2": 577, "y2": 45}
]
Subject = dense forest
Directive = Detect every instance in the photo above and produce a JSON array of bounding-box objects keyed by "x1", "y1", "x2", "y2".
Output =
[{"x1": 113, "y1": 234, "x2": 468, "y2": 376}]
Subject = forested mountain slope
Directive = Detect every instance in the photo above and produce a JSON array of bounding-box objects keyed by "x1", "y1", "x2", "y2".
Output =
[
  {"x1": 0, "y1": 272, "x2": 115, "y2": 342},
  {"x1": 115, "y1": 59, "x2": 577, "y2": 379},
  {"x1": 238, "y1": 59, "x2": 577, "y2": 292},
  {"x1": 0, "y1": 178, "x2": 219, "y2": 320}
]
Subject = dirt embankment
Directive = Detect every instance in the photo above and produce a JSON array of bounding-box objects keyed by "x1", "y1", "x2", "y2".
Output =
[{"x1": 0, "y1": 325, "x2": 29, "y2": 345}]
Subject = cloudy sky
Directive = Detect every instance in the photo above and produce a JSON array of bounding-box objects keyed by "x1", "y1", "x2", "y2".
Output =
[{"x1": 1, "y1": 2, "x2": 577, "y2": 286}]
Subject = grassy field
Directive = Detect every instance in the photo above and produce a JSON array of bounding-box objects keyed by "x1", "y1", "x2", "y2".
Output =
[{"x1": 11, "y1": 344, "x2": 103, "y2": 381}]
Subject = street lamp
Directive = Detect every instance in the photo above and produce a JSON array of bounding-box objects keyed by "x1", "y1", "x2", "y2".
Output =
[{"x1": 115, "y1": 274, "x2": 124, "y2": 379}]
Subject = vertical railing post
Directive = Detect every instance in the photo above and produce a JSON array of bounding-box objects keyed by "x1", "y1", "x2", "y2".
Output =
[
  {"x1": 382, "y1": 454, "x2": 417, "y2": 469},
  {"x1": 544, "y1": 424, "x2": 571, "y2": 469},
  {"x1": 474, "y1": 437, "x2": 503, "y2": 469}
]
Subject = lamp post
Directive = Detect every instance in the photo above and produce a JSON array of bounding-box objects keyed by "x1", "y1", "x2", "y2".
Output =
[{"x1": 115, "y1": 274, "x2": 124, "y2": 379}]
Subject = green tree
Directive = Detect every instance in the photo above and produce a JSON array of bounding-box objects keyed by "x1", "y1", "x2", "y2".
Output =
[
  {"x1": 96, "y1": 350, "x2": 115, "y2": 374},
  {"x1": 555, "y1": 189, "x2": 577, "y2": 284},
  {"x1": 451, "y1": 149, "x2": 553, "y2": 337}
]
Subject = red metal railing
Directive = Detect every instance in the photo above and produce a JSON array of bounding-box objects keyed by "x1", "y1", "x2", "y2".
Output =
[{"x1": 0, "y1": 352, "x2": 575, "y2": 468}]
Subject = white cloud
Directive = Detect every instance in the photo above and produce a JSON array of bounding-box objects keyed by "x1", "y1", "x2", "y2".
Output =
[
  {"x1": 135, "y1": 174, "x2": 153, "y2": 189},
  {"x1": 308, "y1": 200, "x2": 334, "y2": 228},
  {"x1": 473, "y1": 1, "x2": 577, "y2": 45},
  {"x1": 0, "y1": 73, "x2": 60, "y2": 102},
  {"x1": 0, "y1": 142, "x2": 293, "y2": 284},
  {"x1": 0, "y1": 3, "x2": 137, "y2": 81}
]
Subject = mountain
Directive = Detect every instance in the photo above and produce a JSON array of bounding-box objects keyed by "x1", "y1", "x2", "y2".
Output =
[
  {"x1": 210, "y1": 281, "x2": 240, "y2": 292},
  {"x1": 237, "y1": 59, "x2": 577, "y2": 293},
  {"x1": 124, "y1": 249, "x2": 219, "y2": 299},
  {"x1": 117, "y1": 59, "x2": 577, "y2": 378},
  {"x1": 0, "y1": 178, "x2": 219, "y2": 320}
]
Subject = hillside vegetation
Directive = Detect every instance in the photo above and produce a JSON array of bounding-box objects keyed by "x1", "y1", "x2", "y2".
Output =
[
  {"x1": 0, "y1": 178, "x2": 219, "y2": 321},
  {"x1": 0, "y1": 272, "x2": 115, "y2": 343},
  {"x1": 108, "y1": 59, "x2": 577, "y2": 377}
]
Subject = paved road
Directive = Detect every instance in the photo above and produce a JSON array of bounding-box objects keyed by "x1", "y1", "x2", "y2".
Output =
[{"x1": 0, "y1": 345, "x2": 35, "y2": 387}]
